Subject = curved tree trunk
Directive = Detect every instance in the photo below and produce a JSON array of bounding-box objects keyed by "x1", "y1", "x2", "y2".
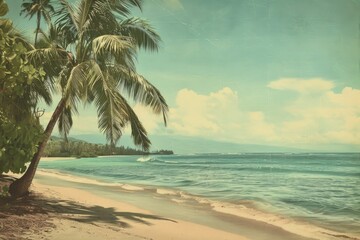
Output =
[{"x1": 9, "y1": 98, "x2": 66, "y2": 198}]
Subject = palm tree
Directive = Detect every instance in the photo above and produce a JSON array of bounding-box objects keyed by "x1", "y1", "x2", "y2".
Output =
[
  {"x1": 9, "y1": 0, "x2": 168, "y2": 197},
  {"x1": 20, "y1": 0, "x2": 54, "y2": 47}
]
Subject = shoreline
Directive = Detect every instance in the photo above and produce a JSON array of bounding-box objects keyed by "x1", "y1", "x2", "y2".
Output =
[
  {"x1": 30, "y1": 181, "x2": 248, "y2": 240},
  {"x1": 41, "y1": 157, "x2": 77, "y2": 161},
  {"x1": 26, "y1": 168, "x2": 359, "y2": 240}
]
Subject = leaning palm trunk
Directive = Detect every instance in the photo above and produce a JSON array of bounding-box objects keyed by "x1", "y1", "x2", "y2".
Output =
[
  {"x1": 9, "y1": 99, "x2": 66, "y2": 197},
  {"x1": 9, "y1": 0, "x2": 168, "y2": 198}
]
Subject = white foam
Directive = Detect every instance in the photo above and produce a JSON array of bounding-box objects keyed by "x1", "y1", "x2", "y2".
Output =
[
  {"x1": 171, "y1": 198, "x2": 186, "y2": 204},
  {"x1": 121, "y1": 184, "x2": 144, "y2": 191},
  {"x1": 37, "y1": 169, "x2": 144, "y2": 191},
  {"x1": 156, "y1": 188, "x2": 178, "y2": 195},
  {"x1": 209, "y1": 201, "x2": 360, "y2": 240},
  {"x1": 137, "y1": 156, "x2": 152, "y2": 162}
]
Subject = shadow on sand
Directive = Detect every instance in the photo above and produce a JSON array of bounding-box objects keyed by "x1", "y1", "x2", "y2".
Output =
[
  {"x1": 0, "y1": 176, "x2": 176, "y2": 240},
  {"x1": 0, "y1": 192, "x2": 177, "y2": 226}
]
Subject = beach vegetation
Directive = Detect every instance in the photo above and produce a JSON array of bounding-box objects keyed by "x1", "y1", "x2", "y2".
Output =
[
  {"x1": 42, "y1": 136, "x2": 174, "y2": 157},
  {"x1": 20, "y1": 0, "x2": 55, "y2": 47},
  {"x1": 0, "y1": 0, "x2": 50, "y2": 174},
  {"x1": 9, "y1": 0, "x2": 168, "y2": 198}
]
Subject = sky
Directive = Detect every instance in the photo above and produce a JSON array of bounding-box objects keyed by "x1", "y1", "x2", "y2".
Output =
[{"x1": 6, "y1": 0, "x2": 360, "y2": 151}]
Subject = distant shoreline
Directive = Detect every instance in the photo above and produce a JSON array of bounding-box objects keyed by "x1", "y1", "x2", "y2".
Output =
[
  {"x1": 41, "y1": 157, "x2": 77, "y2": 161},
  {"x1": 40, "y1": 152, "x2": 174, "y2": 161}
]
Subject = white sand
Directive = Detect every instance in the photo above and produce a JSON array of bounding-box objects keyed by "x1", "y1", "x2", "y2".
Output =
[{"x1": 29, "y1": 182, "x2": 248, "y2": 240}]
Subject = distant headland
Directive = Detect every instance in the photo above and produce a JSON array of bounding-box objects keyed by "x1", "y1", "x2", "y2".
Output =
[{"x1": 43, "y1": 136, "x2": 174, "y2": 158}]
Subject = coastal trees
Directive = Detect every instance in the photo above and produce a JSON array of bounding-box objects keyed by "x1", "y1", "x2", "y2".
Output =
[
  {"x1": 0, "y1": 0, "x2": 51, "y2": 174},
  {"x1": 42, "y1": 137, "x2": 162, "y2": 157},
  {"x1": 9, "y1": 0, "x2": 168, "y2": 197},
  {"x1": 20, "y1": 0, "x2": 54, "y2": 47}
]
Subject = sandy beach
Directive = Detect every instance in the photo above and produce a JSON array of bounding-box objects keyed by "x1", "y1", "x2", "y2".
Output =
[
  {"x1": 40, "y1": 157, "x2": 77, "y2": 162},
  {"x1": 1, "y1": 159, "x2": 359, "y2": 240},
  {"x1": 1, "y1": 173, "x2": 247, "y2": 240}
]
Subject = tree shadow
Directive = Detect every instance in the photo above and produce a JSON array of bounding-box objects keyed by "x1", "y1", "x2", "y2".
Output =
[
  {"x1": 1, "y1": 191, "x2": 177, "y2": 228},
  {"x1": 0, "y1": 176, "x2": 177, "y2": 239}
]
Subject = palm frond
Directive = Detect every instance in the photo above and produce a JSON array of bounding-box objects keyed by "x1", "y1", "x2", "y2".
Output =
[
  {"x1": 55, "y1": 0, "x2": 79, "y2": 44},
  {"x1": 92, "y1": 76, "x2": 127, "y2": 147},
  {"x1": 37, "y1": 24, "x2": 72, "y2": 50},
  {"x1": 118, "y1": 17, "x2": 161, "y2": 51},
  {"x1": 113, "y1": 46, "x2": 137, "y2": 71},
  {"x1": 20, "y1": 2, "x2": 38, "y2": 18},
  {"x1": 111, "y1": 0, "x2": 143, "y2": 16},
  {"x1": 27, "y1": 47, "x2": 68, "y2": 65},
  {"x1": 27, "y1": 47, "x2": 69, "y2": 79},
  {"x1": 92, "y1": 35, "x2": 134, "y2": 59},
  {"x1": 75, "y1": 0, "x2": 94, "y2": 34},
  {"x1": 63, "y1": 62, "x2": 89, "y2": 108},
  {"x1": 120, "y1": 93, "x2": 151, "y2": 151},
  {"x1": 90, "y1": 65, "x2": 150, "y2": 149},
  {"x1": 44, "y1": 0, "x2": 55, "y2": 13},
  {"x1": 81, "y1": 60, "x2": 104, "y2": 104},
  {"x1": 30, "y1": 76, "x2": 53, "y2": 106},
  {"x1": 41, "y1": 8, "x2": 53, "y2": 26},
  {"x1": 108, "y1": 65, "x2": 168, "y2": 125},
  {"x1": 58, "y1": 105, "x2": 73, "y2": 141},
  {"x1": 75, "y1": 0, "x2": 115, "y2": 35}
]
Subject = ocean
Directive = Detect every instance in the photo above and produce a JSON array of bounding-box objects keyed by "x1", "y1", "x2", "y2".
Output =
[{"x1": 38, "y1": 153, "x2": 360, "y2": 236}]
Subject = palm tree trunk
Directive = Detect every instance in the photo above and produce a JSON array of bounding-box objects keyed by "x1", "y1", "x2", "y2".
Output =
[
  {"x1": 34, "y1": 11, "x2": 41, "y2": 47},
  {"x1": 9, "y1": 98, "x2": 66, "y2": 198}
]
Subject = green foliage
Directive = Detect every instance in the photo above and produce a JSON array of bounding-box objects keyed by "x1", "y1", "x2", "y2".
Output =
[
  {"x1": 43, "y1": 137, "x2": 150, "y2": 157},
  {"x1": 0, "y1": 4, "x2": 45, "y2": 174},
  {"x1": 0, "y1": 111, "x2": 42, "y2": 173},
  {"x1": 42, "y1": 136, "x2": 174, "y2": 157}
]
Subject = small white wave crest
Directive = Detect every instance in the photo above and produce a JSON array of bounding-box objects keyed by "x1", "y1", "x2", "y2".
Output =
[{"x1": 136, "y1": 156, "x2": 156, "y2": 162}]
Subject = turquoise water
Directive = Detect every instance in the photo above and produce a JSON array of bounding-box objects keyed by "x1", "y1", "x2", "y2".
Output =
[{"x1": 39, "y1": 153, "x2": 360, "y2": 234}]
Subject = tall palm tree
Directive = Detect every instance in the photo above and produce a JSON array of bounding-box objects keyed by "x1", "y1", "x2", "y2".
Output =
[
  {"x1": 20, "y1": 0, "x2": 54, "y2": 47},
  {"x1": 9, "y1": 0, "x2": 168, "y2": 197}
]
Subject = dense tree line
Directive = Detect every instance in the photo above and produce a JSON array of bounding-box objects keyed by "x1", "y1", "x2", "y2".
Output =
[{"x1": 43, "y1": 138, "x2": 150, "y2": 157}]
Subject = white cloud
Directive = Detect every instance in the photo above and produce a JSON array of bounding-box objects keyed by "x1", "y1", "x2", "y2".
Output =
[
  {"x1": 164, "y1": 80, "x2": 360, "y2": 147},
  {"x1": 133, "y1": 104, "x2": 163, "y2": 134},
  {"x1": 165, "y1": 87, "x2": 277, "y2": 143},
  {"x1": 271, "y1": 81, "x2": 360, "y2": 145},
  {"x1": 268, "y1": 78, "x2": 335, "y2": 93}
]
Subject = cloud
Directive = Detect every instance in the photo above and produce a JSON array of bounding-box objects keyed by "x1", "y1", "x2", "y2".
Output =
[
  {"x1": 272, "y1": 81, "x2": 360, "y2": 145},
  {"x1": 268, "y1": 78, "x2": 335, "y2": 93},
  {"x1": 165, "y1": 87, "x2": 277, "y2": 143},
  {"x1": 163, "y1": 80, "x2": 360, "y2": 147},
  {"x1": 168, "y1": 88, "x2": 235, "y2": 136},
  {"x1": 133, "y1": 104, "x2": 163, "y2": 134},
  {"x1": 163, "y1": 0, "x2": 184, "y2": 10}
]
